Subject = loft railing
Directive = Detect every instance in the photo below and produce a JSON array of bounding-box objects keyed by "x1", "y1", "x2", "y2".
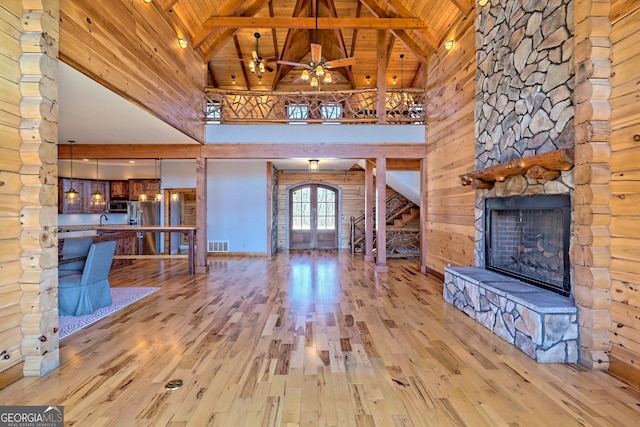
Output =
[{"x1": 205, "y1": 88, "x2": 425, "y2": 125}]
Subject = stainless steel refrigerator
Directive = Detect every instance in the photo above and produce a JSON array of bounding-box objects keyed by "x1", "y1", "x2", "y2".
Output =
[{"x1": 127, "y1": 201, "x2": 161, "y2": 255}]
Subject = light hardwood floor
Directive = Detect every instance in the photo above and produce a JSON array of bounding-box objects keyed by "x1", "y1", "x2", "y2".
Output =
[{"x1": 2, "y1": 251, "x2": 639, "y2": 426}]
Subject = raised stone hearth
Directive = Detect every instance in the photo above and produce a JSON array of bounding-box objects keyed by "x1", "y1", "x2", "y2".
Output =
[{"x1": 444, "y1": 266, "x2": 578, "y2": 363}]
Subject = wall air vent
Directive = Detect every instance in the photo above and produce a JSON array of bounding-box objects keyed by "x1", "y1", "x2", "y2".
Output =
[{"x1": 208, "y1": 240, "x2": 229, "y2": 252}]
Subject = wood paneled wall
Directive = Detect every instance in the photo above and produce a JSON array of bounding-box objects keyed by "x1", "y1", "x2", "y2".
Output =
[
  {"x1": 608, "y1": 0, "x2": 640, "y2": 387},
  {"x1": 59, "y1": 0, "x2": 205, "y2": 142},
  {"x1": 276, "y1": 170, "x2": 365, "y2": 250},
  {"x1": 423, "y1": 11, "x2": 476, "y2": 276}
]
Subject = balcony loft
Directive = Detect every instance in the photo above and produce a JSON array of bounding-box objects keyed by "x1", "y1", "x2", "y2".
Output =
[{"x1": 205, "y1": 88, "x2": 425, "y2": 125}]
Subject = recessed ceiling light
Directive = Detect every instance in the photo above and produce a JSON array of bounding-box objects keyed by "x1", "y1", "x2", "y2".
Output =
[{"x1": 129, "y1": 160, "x2": 136, "y2": 164}]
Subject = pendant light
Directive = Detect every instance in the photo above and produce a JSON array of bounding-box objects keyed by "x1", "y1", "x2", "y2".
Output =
[
  {"x1": 90, "y1": 159, "x2": 105, "y2": 206},
  {"x1": 64, "y1": 141, "x2": 79, "y2": 204}
]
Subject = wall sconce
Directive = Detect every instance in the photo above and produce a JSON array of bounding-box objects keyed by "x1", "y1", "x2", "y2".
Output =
[
  {"x1": 177, "y1": 37, "x2": 188, "y2": 49},
  {"x1": 308, "y1": 159, "x2": 319, "y2": 173},
  {"x1": 444, "y1": 39, "x2": 454, "y2": 51},
  {"x1": 231, "y1": 74, "x2": 236, "y2": 84},
  {"x1": 365, "y1": 75, "x2": 371, "y2": 85},
  {"x1": 478, "y1": 0, "x2": 489, "y2": 6},
  {"x1": 392, "y1": 75, "x2": 397, "y2": 85}
]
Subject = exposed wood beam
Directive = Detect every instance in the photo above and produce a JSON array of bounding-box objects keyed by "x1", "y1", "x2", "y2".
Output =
[
  {"x1": 325, "y1": 0, "x2": 355, "y2": 87},
  {"x1": 194, "y1": 0, "x2": 269, "y2": 49},
  {"x1": 268, "y1": 0, "x2": 281, "y2": 89},
  {"x1": 359, "y1": 0, "x2": 431, "y2": 64},
  {"x1": 349, "y1": 1, "x2": 362, "y2": 59},
  {"x1": 58, "y1": 145, "x2": 203, "y2": 159},
  {"x1": 410, "y1": 62, "x2": 425, "y2": 88},
  {"x1": 59, "y1": 144, "x2": 427, "y2": 160},
  {"x1": 272, "y1": 0, "x2": 311, "y2": 88},
  {"x1": 207, "y1": 64, "x2": 218, "y2": 88},
  {"x1": 449, "y1": 0, "x2": 472, "y2": 15},
  {"x1": 233, "y1": 34, "x2": 252, "y2": 90},
  {"x1": 199, "y1": 17, "x2": 426, "y2": 30},
  {"x1": 163, "y1": 0, "x2": 179, "y2": 11},
  {"x1": 384, "y1": 0, "x2": 439, "y2": 51},
  {"x1": 370, "y1": 159, "x2": 421, "y2": 170}
]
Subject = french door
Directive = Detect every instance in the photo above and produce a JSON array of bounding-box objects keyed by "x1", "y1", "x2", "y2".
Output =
[{"x1": 289, "y1": 184, "x2": 338, "y2": 249}]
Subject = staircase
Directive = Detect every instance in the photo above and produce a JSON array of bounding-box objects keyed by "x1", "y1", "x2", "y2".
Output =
[{"x1": 350, "y1": 192, "x2": 420, "y2": 258}]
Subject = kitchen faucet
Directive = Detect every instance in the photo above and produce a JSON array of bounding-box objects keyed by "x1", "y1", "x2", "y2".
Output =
[{"x1": 100, "y1": 214, "x2": 108, "y2": 226}]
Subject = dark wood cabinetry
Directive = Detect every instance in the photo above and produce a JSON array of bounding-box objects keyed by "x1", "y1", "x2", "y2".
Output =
[
  {"x1": 129, "y1": 179, "x2": 160, "y2": 201},
  {"x1": 59, "y1": 178, "x2": 109, "y2": 214},
  {"x1": 60, "y1": 178, "x2": 160, "y2": 213},
  {"x1": 109, "y1": 180, "x2": 129, "y2": 199}
]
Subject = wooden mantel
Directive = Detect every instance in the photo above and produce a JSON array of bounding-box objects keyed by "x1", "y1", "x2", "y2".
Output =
[{"x1": 460, "y1": 148, "x2": 574, "y2": 189}]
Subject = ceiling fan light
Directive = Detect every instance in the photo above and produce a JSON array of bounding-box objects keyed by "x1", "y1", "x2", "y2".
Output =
[
  {"x1": 310, "y1": 76, "x2": 319, "y2": 88},
  {"x1": 323, "y1": 73, "x2": 332, "y2": 84},
  {"x1": 249, "y1": 61, "x2": 256, "y2": 73},
  {"x1": 301, "y1": 69, "x2": 310, "y2": 82},
  {"x1": 315, "y1": 65, "x2": 325, "y2": 76},
  {"x1": 259, "y1": 62, "x2": 265, "y2": 74}
]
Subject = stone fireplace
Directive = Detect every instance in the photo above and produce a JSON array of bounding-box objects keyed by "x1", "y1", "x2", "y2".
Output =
[
  {"x1": 485, "y1": 194, "x2": 571, "y2": 296},
  {"x1": 444, "y1": 0, "x2": 579, "y2": 364}
]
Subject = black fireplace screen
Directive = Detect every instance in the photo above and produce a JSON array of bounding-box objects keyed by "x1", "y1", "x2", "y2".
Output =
[{"x1": 485, "y1": 195, "x2": 571, "y2": 296}]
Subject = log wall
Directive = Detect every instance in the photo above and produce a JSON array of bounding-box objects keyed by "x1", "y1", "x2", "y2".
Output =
[
  {"x1": 0, "y1": 0, "x2": 60, "y2": 386},
  {"x1": 423, "y1": 10, "x2": 476, "y2": 276},
  {"x1": 59, "y1": 0, "x2": 205, "y2": 142},
  {"x1": 276, "y1": 170, "x2": 365, "y2": 250},
  {"x1": 607, "y1": 0, "x2": 640, "y2": 387},
  {"x1": 0, "y1": 0, "x2": 25, "y2": 387}
]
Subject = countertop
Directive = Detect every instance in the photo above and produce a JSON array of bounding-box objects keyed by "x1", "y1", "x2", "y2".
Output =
[{"x1": 58, "y1": 225, "x2": 196, "y2": 233}]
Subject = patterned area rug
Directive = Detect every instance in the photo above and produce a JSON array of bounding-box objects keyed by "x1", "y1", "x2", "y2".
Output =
[{"x1": 59, "y1": 287, "x2": 159, "y2": 340}]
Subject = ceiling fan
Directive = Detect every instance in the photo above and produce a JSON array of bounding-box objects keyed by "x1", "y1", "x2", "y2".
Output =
[
  {"x1": 277, "y1": 14, "x2": 355, "y2": 87},
  {"x1": 247, "y1": 32, "x2": 275, "y2": 77}
]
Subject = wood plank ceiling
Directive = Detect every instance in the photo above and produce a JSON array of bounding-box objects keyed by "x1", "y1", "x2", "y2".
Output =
[{"x1": 159, "y1": 0, "x2": 470, "y2": 90}]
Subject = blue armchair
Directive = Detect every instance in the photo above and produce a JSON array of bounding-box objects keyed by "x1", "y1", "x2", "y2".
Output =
[
  {"x1": 58, "y1": 241, "x2": 117, "y2": 316},
  {"x1": 59, "y1": 237, "x2": 94, "y2": 278}
]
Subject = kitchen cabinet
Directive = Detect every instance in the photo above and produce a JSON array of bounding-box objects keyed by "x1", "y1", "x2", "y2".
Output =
[
  {"x1": 59, "y1": 178, "x2": 109, "y2": 214},
  {"x1": 109, "y1": 180, "x2": 129, "y2": 199},
  {"x1": 59, "y1": 178, "x2": 87, "y2": 214},
  {"x1": 129, "y1": 179, "x2": 160, "y2": 201}
]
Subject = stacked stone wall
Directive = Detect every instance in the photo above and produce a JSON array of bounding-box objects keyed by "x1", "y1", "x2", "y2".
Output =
[{"x1": 475, "y1": 0, "x2": 575, "y2": 169}]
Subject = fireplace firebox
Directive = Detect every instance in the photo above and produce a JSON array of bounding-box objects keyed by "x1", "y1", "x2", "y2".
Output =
[{"x1": 484, "y1": 194, "x2": 571, "y2": 296}]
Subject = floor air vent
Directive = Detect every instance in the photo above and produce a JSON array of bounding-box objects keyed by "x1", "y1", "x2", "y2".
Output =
[{"x1": 208, "y1": 241, "x2": 229, "y2": 252}]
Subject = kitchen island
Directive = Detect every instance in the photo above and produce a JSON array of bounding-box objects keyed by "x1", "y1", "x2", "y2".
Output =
[{"x1": 59, "y1": 225, "x2": 197, "y2": 275}]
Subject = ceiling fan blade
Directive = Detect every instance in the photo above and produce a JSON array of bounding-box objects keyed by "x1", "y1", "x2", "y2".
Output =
[
  {"x1": 324, "y1": 57, "x2": 356, "y2": 69},
  {"x1": 265, "y1": 65, "x2": 274, "y2": 73},
  {"x1": 310, "y1": 43, "x2": 322, "y2": 64},
  {"x1": 277, "y1": 60, "x2": 308, "y2": 67}
]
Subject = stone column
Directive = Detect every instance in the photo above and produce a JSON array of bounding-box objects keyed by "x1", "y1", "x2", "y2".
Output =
[
  {"x1": 572, "y1": 0, "x2": 612, "y2": 370},
  {"x1": 19, "y1": 0, "x2": 60, "y2": 376}
]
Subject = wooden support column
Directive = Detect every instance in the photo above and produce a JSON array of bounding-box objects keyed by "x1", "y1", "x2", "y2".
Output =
[
  {"x1": 266, "y1": 162, "x2": 274, "y2": 257},
  {"x1": 419, "y1": 158, "x2": 428, "y2": 274},
  {"x1": 377, "y1": 29, "x2": 387, "y2": 124},
  {"x1": 375, "y1": 157, "x2": 388, "y2": 272},
  {"x1": 195, "y1": 157, "x2": 209, "y2": 273},
  {"x1": 365, "y1": 160, "x2": 375, "y2": 262}
]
